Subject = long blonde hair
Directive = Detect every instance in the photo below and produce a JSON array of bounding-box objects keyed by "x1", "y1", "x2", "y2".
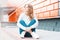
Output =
[{"x1": 24, "y1": 4, "x2": 34, "y2": 20}]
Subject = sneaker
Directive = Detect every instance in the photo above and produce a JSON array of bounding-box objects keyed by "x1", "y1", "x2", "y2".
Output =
[
  {"x1": 20, "y1": 31, "x2": 26, "y2": 38},
  {"x1": 31, "y1": 32, "x2": 39, "y2": 39}
]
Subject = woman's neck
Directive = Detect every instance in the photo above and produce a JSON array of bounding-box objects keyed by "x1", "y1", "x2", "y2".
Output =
[{"x1": 26, "y1": 13, "x2": 30, "y2": 16}]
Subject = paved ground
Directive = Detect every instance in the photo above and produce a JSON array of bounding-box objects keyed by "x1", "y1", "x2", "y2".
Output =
[{"x1": 0, "y1": 27, "x2": 60, "y2": 40}]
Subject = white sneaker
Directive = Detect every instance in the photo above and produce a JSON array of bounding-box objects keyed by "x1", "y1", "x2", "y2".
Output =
[
  {"x1": 20, "y1": 31, "x2": 26, "y2": 38},
  {"x1": 31, "y1": 32, "x2": 39, "y2": 39}
]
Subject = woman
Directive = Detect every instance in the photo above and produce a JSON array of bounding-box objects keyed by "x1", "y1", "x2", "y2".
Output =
[{"x1": 17, "y1": 4, "x2": 39, "y2": 39}]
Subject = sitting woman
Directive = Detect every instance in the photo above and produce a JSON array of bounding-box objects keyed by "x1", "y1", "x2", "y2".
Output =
[{"x1": 17, "y1": 4, "x2": 39, "y2": 39}]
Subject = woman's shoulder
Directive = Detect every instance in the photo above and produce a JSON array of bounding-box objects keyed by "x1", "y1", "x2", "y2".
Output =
[
  {"x1": 20, "y1": 12, "x2": 25, "y2": 16},
  {"x1": 19, "y1": 12, "x2": 25, "y2": 17}
]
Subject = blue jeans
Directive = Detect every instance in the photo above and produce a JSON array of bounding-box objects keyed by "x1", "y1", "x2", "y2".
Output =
[
  {"x1": 19, "y1": 19, "x2": 36, "y2": 37},
  {"x1": 19, "y1": 28, "x2": 36, "y2": 34},
  {"x1": 19, "y1": 28, "x2": 36, "y2": 37}
]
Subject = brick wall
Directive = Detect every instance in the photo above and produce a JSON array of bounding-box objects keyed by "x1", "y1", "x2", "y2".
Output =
[
  {"x1": 33, "y1": 0, "x2": 59, "y2": 19},
  {"x1": 8, "y1": 0, "x2": 59, "y2": 22}
]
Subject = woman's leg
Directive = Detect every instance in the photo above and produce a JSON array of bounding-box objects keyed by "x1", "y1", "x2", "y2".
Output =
[
  {"x1": 28, "y1": 28, "x2": 39, "y2": 39},
  {"x1": 24, "y1": 28, "x2": 36, "y2": 37},
  {"x1": 19, "y1": 28, "x2": 26, "y2": 38},
  {"x1": 31, "y1": 28, "x2": 36, "y2": 32},
  {"x1": 27, "y1": 28, "x2": 36, "y2": 34}
]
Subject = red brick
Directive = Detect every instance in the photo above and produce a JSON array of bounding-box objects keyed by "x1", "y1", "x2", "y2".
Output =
[
  {"x1": 43, "y1": 0, "x2": 50, "y2": 6},
  {"x1": 51, "y1": 0, "x2": 58, "y2": 4},
  {"x1": 39, "y1": 13, "x2": 44, "y2": 19},
  {"x1": 44, "y1": 12, "x2": 50, "y2": 17},
  {"x1": 36, "y1": 13, "x2": 40, "y2": 19},
  {"x1": 50, "y1": 10, "x2": 58, "y2": 17},
  {"x1": 41, "y1": 7, "x2": 46, "y2": 12},
  {"x1": 47, "y1": 4, "x2": 53, "y2": 11},
  {"x1": 53, "y1": 3, "x2": 58, "y2": 9},
  {"x1": 40, "y1": 8, "x2": 44, "y2": 12},
  {"x1": 58, "y1": 9, "x2": 60, "y2": 15},
  {"x1": 34, "y1": 9, "x2": 41, "y2": 13},
  {"x1": 59, "y1": 2, "x2": 60, "y2": 8}
]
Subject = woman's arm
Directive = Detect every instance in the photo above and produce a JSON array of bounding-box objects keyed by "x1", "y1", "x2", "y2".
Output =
[
  {"x1": 30, "y1": 14, "x2": 39, "y2": 28},
  {"x1": 30, "y1": 17, "x2": 38, "y2": 28},
  {"x1": 17, "y1": 13, "x2": 26, "y2": 30},
  {"x1": 26, "y1": 17, "x2": 38, "y2": 30}
]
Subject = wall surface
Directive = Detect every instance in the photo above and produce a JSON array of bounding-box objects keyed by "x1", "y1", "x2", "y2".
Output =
[{"x1": 38, "y1": 18, "x2": 60, "y2": 32}]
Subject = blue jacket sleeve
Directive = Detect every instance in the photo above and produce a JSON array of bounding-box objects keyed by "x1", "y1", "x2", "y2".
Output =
[
  {"x1": 19, "y1": 20, "x2": 27, "y2": 27},
  {"x1": 28, "y1": 19, "x2": 36, "y2": 27}
]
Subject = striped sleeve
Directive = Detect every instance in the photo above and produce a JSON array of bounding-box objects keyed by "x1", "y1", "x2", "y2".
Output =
[{"x1": 17, "y1": 13, "x2": 26, "y2": 30}]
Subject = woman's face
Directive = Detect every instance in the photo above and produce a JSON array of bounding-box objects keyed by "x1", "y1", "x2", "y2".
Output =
[{"x1": 24, "y1": 4, "x2": 33, "y2": 15}]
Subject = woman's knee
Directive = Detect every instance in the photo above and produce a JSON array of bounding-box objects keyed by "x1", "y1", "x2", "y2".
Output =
[
  {"x1": 19, "y1": 28, "x2": 24, "y2": 34},
  {"x1": 31, "y1": 28, "x2": 36, "y2": 32}
]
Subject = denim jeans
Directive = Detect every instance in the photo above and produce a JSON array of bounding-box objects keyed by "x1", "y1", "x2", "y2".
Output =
[{"x1": 19, "y1": 19, "x2": 36, "y2": 35}]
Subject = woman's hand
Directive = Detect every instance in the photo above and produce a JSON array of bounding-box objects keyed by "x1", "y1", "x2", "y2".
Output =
[
  {"x1": 25, "y1": 29, "x2": 31, "y2": 32},
  {"x1": 25, "y1": 27, "x2": 32, "y2": 32}
]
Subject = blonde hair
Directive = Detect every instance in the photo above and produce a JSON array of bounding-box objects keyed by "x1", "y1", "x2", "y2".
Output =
[{"x1": 24, "y1": 4, "x2": 34, "y2": 20}]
